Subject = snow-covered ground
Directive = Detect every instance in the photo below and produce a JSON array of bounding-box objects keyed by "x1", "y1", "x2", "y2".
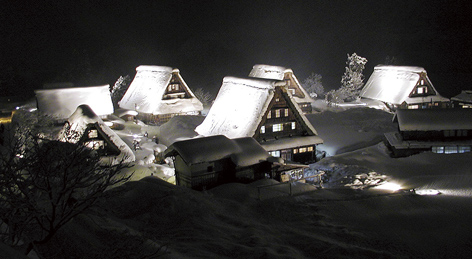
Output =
[{"x1": 8, "y1": 102, "x2": 472, "y2": 258}]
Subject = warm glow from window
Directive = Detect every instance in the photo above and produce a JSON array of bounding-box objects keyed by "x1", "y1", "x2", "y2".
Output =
[
  {"x1": 307, "y1": 146, "x2": 313, "y2": 152},
  {"x1": 275, "y1": 109, "x2": 281, "y2": 118},
  {"x1": 299, "y1": 147, "x2": 307, "y2": 153},
  {"x1": 291, "y1": 122, "x2": 296, "y2": 129},
  {"x1": 269, "y1": 150, "x2": 281, "y2": 157},
  {"x1": 293, "y1": 148, "x2": 298, "y2": 154},
  {"x1": 88, "y1": 129, "x2": 98, "y2": 138},
  {"x1": 273, "y1": 124, "x2": 283, "y2": 132},
  {"x1": 267, "y1": 111, "x2": 271, "y2": 119},
  {"x1": 284, "y1": 108, "x2": 289, "y2": 117},
  {"x1": 260, "y1": 126, "x2": 265, "y2": 134}
]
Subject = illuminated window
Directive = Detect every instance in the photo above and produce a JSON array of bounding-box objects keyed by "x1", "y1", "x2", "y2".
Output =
[
  {"x1": 307, "y1": 146, "x2": 313, "y2": 152},
  {"x1": 293, "y1": 148, "x2": 298, "y2": 154},
  {"x1": 432, "y1": 146, "x2": 444, "y2": 153},
  {"x1": 275, "y1": 109, "x2": 281, "y2": 118},
  {"x1": 273, "y1": 124, "x2": 283, "y2": 132},
  {"x1": 260, "y1": 126, "x2": 265, "y2": 134},
  {"x1": 267, "y1": 111, "x2": 271, "y2": 119},
  {"x1": 299, "y1": 147, "x2": 307, "y2": 153},
  {"x1": 88, "y1": 129, "x2": 98, "y2": 138},
  {"x1": 408, "y1": 105, "x2": 419, "y2": 109},
  {"x1": 445, "y1": 146, "x2": 458, "y2": 154},
  {"x1": 459, "y1": 146, "x2": 471, "y2": 153},
  {"x1": 275, "y1": 98, "x2": 280, "y2": 102},
  {"x1": 289, "y1": 89, "x2": 296, "y2": 95},
  {"x1": 284, "y1": 108, "x2": 289, "y2": 117},
  {"x1": 269, "y1": 150, "x2": 280, "y2": 157},
  {"x1": 291, "y1": 122, "x2": 296, "y2": 130},
  {"x1": 85, "y1": 140, "x2": 104, "y2": 150}
]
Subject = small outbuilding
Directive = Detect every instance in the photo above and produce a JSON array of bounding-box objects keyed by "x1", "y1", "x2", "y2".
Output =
[
  {"x1": 118, "y1": 66, "x2": 203, "y2": 125},
  {"x1": 359, "y1": 65, "x2": 449, "y2": 110},
  {"x1": 385, "y1": 108, "x2": 472, "y2": 157},
  {"x1": 451, "y1": 90, "x2": 472, "y2": 108},
  {"x1": 164, "y1": 135, "x2": 273, "y2": 190}
]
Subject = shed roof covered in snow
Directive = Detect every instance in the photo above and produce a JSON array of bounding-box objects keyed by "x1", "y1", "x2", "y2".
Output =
[
  {"x1": 395, "y1": 108, "x2": 472, "y2": 131},
  {"x1": 451, "y1": 90, "x2": 472, "y2": 103},
  {"x1": 359, "y1": 65, "x2": 449, "y2": 105},
  {"x1": 35, "y1": 85, "x2": 114, "y2": 119},
  {"x1": 118, "y1": 65, "x2": 203, "y2": 115},
  {"x1": 165, "y1": 135, "x2": 270, "y2": 167},
  {"x1": 58, "y1": 105, "x2": 135, "y2": 164}
]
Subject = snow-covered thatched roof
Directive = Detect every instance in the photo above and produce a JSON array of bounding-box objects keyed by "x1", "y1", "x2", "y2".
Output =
[
  {"x1": 118, "y1": 65, "x2": 203, "y2": 115},
  {"x1": 249, "y1": 64, "x2": 313, "y2": 104},
  {"x1": 359, "y1": 65, "x2": 449, "y2": 105},
  {"x1": 35, "y1": 85, "x2": 114, "y2": 119},
  {"x1": 195, "y1": 77, "x2": 276, "y2": 138},
  {"x1": 165, "y1": 135, "x2": 270, "y2": 167},
  {"x1": 395, "y1": 108, "x2": 472, "y2": 131},
  {"x1": 196, "y1": 76, "x2": 318, "y2": 139},
  {"x1": 58, "y1": 105, "x2": 135, "y2": 164}
]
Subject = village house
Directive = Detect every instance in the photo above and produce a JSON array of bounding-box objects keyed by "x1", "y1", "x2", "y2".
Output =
[
  {"x1": 57, "y1": 104, "x2": 135, "y2": 165},
  {"x1": 164, "y1": 135, "x2": 274, "y2": 190},
  {"x1": 359, "y1": 65, "x2": 449, "y2": 110},
  {"x1": 249, "y1": 64, "x2": 313, "y2": 113},
  {"x1": 34, "y1": 85, "x2": 114, "y2": 123},
  {"x1": 451, "y1": 90, "x2": 472, "y2": 108},
  {"x1": 119, "y1": 65, "x2": 203, "y2": 125},
  {"x1": 384, "y1": 108, "x2": 472, "y2": 157},
  {"x1": 195, "y1": 76, "x2": 323, "y2": 164}
]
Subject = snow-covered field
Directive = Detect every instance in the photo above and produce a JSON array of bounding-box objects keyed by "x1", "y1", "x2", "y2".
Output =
[{"x1": 11, "y1": 104, "x2": 472, "y2": 258}]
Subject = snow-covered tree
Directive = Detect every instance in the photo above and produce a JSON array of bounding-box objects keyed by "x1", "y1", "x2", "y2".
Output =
[
  {"x1": 339, "y1": 53, "x2": 368, "y2": 101},
  {"x1": 302, "y1": 72, "x2": 324, "y2": 98},
  {"x1": 193, "y1": 87, "x2": 213, "y2": 106},
  {"x1": 0, "y1": 113, "x2": 131, "y2": 255},
  {"x1": 110, "y1": 75, "x2": 131, "y2": 108}
]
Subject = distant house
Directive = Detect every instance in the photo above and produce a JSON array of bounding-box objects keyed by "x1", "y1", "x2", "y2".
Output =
[
  {"x1": 164, "y1": 135, "x2": 273, "y2": 190},
  {"x1": 35, "y1": 85, "x2": 114, "y2": 122},
  {"x1": 57, "y1": 105, "x2": 135, "y2": 165},
  {"x1": 451, "y1": 90, "x2": 472, "y2": 108},
  {"x1": 385, "y1": 108, "x2": 472, "y2": 157},
  {"x1": 119, "y1": 66, "x2": 203, "y2": 125},
  {"x1": 249, "y1": 64, "x2": 313, "y2": 113},
  {"x1": 195, "y1": 76, "x2": 323, "y2": 164},
  {"x1": 359, "y1": 65, "x2": 449, "y2": 110}
]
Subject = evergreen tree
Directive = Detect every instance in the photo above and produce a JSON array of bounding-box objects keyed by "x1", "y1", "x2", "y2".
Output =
[
  {"x1": 110, "y1": 75, "x2": 131, "y2": 108},
  {"x1": 339, "y1": 53, "x2": 368, "y2": 101}
]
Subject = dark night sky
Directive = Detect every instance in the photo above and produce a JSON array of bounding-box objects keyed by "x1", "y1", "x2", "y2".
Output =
[{"x1": 1, "y1": 0, "x2": 471, "y2": 98}]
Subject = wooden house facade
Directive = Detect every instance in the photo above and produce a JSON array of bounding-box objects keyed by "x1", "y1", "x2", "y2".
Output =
[
  {"x1": 195, "y1": 77, "x2": 323, "y2": 164},
  {"x1": 119, "y1": 66, "x2": 203, "y2": 125},
  {"x1": 164, "y1": 135, "x2": 272, "y2": 190},
  {"x1": 385, "y1": 108, "x2": 472, "y2": 157},
  {"x1": 359, "y1": 65, "x2": 449, "y2": 110},
  {"x1": 249, "y1": 64, "x2": 313, "y2": 113}
]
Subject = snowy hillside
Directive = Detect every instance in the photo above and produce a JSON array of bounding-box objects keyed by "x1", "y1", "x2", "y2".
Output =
[{"x1": 12, "y1": 107, "x2": 472, "y2": 258}]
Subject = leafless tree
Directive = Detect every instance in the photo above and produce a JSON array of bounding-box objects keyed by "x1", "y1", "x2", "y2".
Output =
[
  {"x1": 0, "y1": 111, "x2": 131, "y2": 256},
  {"x1": 193, "y1": 87, "x2": 213, "y2": 106}
]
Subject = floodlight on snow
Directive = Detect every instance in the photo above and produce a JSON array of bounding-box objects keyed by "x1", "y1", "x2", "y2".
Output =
[{"x1": 373, "y1": 181, "x2": 402, "y2": 191}]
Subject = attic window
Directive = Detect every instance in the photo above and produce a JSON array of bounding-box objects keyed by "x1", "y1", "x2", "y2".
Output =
[
  {"x1": 88, "y1": 129, "x2": 98, "y2": 138},
  {"x1": 260, "y1": 126, "x2": 265, "y2": 134},
  {"x1": 267, "y1": 111, "x2": 272, "y2": 119},
  {"x1": 284, "y1": 109, "x2": 289, "y2": 117},
  {"x1": 275, "y1": 109, "x2": 281, "y2": 118},
  {"x1": 289, "y1": 89, "x2": 296, "y2": 95},
  {"x1": 416, "y1": 86, "x2": 427, "y2": 94},
  {"x1": 291, "y1": 122, "x2": 296, "y2": 129}
]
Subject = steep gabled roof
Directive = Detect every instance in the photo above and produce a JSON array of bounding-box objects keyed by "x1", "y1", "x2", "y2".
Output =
[
  {"x1": 35, "y1": 85, "x2": 113, "y2": 119},
  {"x1": 359, "y1": 65, "x2": 448, "y2": 105},
  {"x1": 395, "y1": 108, "x2": 472, "y2": 131},
  {"x1": 249, "y1": 64, "x2": 313, "y2": 104},
  {"x1": 195, "y1": 77, "x2": 276, "y2": 138},
  {"x1": 58, "y1": 105, "x2": 135, "y2": 164},
  {"x1": 195, "y1": 76, "x2": 318, "y2": 139},
  {"x1": 119, "y1": 66, "x2": 203, "y2": 115},
  {"x1": 165, "y1": 135, "x2": 270, "y2": 167}
]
